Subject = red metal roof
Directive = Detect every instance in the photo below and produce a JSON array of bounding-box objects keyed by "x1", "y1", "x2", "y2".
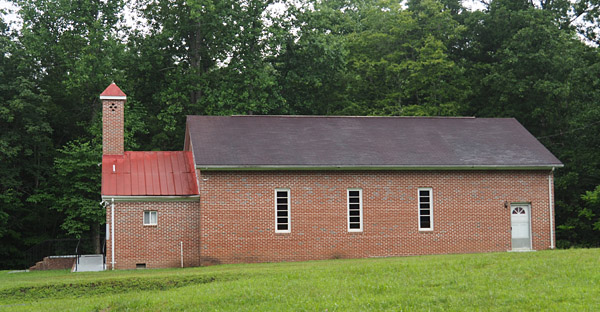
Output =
[
  {"x1": 102, "y1": 151, "x2": 199, "y2": 196},
  {"x1": 100, "y1": 83, "x2": 127, "y2": 97}
]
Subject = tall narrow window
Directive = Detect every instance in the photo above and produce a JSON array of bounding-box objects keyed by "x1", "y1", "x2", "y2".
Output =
[
  {"x1": 347, "y1": 189, "x2": 363, "y2": 232},
  {"x1": 275, "y1": 189, "x2": 290, "y2": 233},
  {"x1": 143, "y1": 211, "x2": 157, "y2": 226},
  {"x1": 418, "y1": 188, "x2": 433, "y2": 231}
]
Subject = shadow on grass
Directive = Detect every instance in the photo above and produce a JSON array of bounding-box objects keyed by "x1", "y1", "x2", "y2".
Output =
[{"x1": 1, "y1": 274, "x2": 225, "y2": 300}]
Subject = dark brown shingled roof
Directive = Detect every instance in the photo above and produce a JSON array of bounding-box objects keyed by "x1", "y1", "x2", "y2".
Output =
[{"x1": 186, "y1": 116, "x2": 563, "y2": 169}]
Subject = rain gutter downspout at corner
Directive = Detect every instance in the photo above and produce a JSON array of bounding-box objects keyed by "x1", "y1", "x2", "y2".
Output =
[
  {"x1": 111, "y1": 198, "x2": 115, "y2": 270},
  {"x1": 549, "y1": 169, "x2": 555, "y2": 249}
]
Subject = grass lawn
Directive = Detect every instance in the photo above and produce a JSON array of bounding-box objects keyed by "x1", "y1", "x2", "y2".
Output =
[{"x1": 0, "y1": 249, "x2": 599, "y2": 311}]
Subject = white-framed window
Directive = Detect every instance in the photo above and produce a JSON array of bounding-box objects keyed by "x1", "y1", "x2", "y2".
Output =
[
  {"x1": 347, "y1": 188, "x2": 363, "y2": 232},
  {"x1": 418, "y1": 188, "x2": 433, "y2": 231},
  {"x1": 275, "y1": 189, "x2": 290, "y2": 233},
  {"x1": 143, "y1": 210, "x2": 157, "y2": 225}
]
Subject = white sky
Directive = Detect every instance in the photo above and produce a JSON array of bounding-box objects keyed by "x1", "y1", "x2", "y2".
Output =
[{"x1": 0, "y1": 0, "x2": 20, "y2": 28}]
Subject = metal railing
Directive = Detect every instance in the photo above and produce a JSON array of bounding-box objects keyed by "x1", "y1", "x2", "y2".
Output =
[
  {"x1": 24, "y1": 239, "x2": 79, "y2": 269},
  {"x1": 24, "y1": 238, "x2": 100, "y2": 269},
  {"x1": 101, "y1": 240, "x2": 106, "y2": 270},
  {"x1": 75, "y1": 239, "x2": 81, "y2": 272}
]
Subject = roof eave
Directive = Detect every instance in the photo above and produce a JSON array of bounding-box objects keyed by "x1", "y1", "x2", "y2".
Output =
[
  {"x1": 195, "y1": 164, "x2": 564, "y2": 171},
  {"x1": 99, "y1": 95, "x2": 127, "y2": 100},
  {"x1": 101, "y1": 195, "x2": 200, "y2": 202}
]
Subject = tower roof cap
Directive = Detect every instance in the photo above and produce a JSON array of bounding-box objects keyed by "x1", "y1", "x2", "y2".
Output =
[{"x1": 100, "y1": 83, "x2": 126, "y2": 99}]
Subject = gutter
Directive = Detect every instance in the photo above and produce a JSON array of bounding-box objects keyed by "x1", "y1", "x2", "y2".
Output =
[
  {"x1": 196, "y1": 164, "x2": 565, "y2": 171},
  {"x1": 549, "y1": 169, "x2": 555, "y2": 249},
  {"x1": 101, "y1": 195, "x2": 200, "y2": 202},
  {"x1": 111, "y1": 198, "x2": 115, "y2": 270}
]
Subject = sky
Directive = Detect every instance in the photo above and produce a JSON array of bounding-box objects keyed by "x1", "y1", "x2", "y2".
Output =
[{"x1": 0, "y1": 0, "x2": 19, "y2": 27}]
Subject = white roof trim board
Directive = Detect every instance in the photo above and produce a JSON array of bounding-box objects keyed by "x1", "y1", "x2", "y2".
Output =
[
  {"x1": 101, "y1": 195, "x2": 200, "y2": 202},
  {"x1": 197, "y1": 165, "x2": 562, "y2": 170},
  {"x1": 100, "y1": 95, "x2": 127, "y2": 100}
]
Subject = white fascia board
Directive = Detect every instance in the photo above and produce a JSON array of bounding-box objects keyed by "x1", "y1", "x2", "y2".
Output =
[
  {"x1": 195, "y1": 164, "x2": 564, "y2": 171},
  {"x1": 100, "y1": 95, "x2": 127, "y2": 100},
  {"x1": 188, "y1": 137, "x2": 201, "y2": 193},
  {"x1": 101, "y1": 195, "x2": 200, "y2": 202}
]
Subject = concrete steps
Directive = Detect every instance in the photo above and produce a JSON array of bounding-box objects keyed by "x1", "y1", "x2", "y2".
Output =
[{"x1": 29, "y1": 256, "x2": 76, "y2": 271}]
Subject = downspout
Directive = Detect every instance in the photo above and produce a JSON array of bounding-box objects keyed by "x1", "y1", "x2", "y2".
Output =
[
  {"x1": 548, "y1": 169, "x2": 555, "y2": 249},
  {"x1": 111, "y1": 198, "x2": 115, "y2": 269}
]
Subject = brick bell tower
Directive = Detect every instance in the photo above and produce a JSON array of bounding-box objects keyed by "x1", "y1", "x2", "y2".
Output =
[{"x1": 100, "y1": 83, "x2": 127, "y2": 155}]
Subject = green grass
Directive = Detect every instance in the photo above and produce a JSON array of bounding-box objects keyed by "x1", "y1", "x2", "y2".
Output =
[{"x1": 1, "y1": 249, "x2": 599, "y2": 311}]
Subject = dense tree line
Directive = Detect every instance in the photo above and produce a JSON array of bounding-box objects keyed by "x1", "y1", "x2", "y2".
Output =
[{"x1": 1, "y1": 0, "x2": 599, "y2": 268}]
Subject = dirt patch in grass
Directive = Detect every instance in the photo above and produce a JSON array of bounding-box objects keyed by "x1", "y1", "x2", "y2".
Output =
[{"x1": 1, "y1": 275, "x2": 220, "y2": 300}]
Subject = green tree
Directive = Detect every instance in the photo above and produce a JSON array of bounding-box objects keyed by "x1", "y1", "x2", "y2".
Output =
[
  {"x1": 13, "y1": 0, "x2": 126, "y2": 146},
  {"x1": 581, "y1": 185, "x2": 600, "y2": 232},
  {"x1": 343, "y1": 0, "x2": 468, "y2": 115},
  {"x1": 462, "y1": 0, "x2": 600, "y2": 246},
  {"x1": 271, "y1": 1, "x2": 353, "y2": 115},
  {"x1": 1, "y1": 11, "x2": 60, "y2": 269},
  {"x1": 1, "y1": 0, "x2": 128, "y2": 267},
  {"x1": 0, "y1": 74, "x2": 57, "y2": 268},
  {"x1": 51, "y1": 141, "x2": 103, "y2": 250},
  {"x1": 127, "y1": 0, "x2": 288, "y2": 150}
]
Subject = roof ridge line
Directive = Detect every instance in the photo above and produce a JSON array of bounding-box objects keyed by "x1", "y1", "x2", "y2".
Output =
[
  {"x1": 123, "y1": 151, "x2": 189, "y2": 153},
  {"x1": 192, "y1": 115, "x2": 479, "y2": 119}
]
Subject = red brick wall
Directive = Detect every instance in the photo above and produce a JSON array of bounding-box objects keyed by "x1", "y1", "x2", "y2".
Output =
[
  {"x1": 29, "y1": 256, "x2": 76, "y2": 271},
  {"x1": 106, "y1": 201, "x2": 200, "y2": 270},
  {"x1": 102, "y1": 99, "x2": 124, "y2": 155},
  {"x1": 105, "y1": 170, "x2": 554, "y2": 268},
  {"x1": 197, "y1": 170, "x2": 554, "y2": 265}
]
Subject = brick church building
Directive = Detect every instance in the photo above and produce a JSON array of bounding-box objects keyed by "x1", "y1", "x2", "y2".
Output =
[{"x1": 100, "y1": 83, "x2": 563, "y2": 270}]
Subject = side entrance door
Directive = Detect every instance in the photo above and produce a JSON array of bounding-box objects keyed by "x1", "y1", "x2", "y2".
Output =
[{"x1": 511, "y1": 204, "x2": 532, "y2": 250}]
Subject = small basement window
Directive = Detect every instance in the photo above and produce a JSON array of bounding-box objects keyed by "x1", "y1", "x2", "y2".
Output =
[
  {"x1": 143, "y1": 211, "x2": 157, "y2": 225},
  {"x1": 347, "y1": 189, "x2": 363, "y2": 232},
  {"x1": 275, "y1": 189, "x2": 290, "y2": 233},
  {"x1": 418, "y1": 188, "x2": 433, "y2": 231},
  {"x1": 136, "y1": 263, "x2": 146, "y2": 269}
]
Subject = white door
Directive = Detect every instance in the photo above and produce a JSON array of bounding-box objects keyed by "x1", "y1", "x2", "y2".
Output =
[{"x1": 511, "y1": 204, "x2": 531, "y2": 250}]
